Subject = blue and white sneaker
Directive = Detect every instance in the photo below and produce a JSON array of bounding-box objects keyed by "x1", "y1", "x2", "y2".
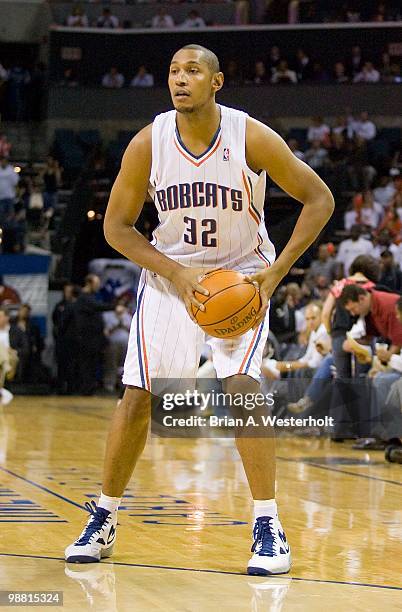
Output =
[
  {"x1": 65, "y1": 501, "x2": 117, "y2": 563},
  {"x1": 247, "y1": 516, "x2": 291, "y2": 575}
]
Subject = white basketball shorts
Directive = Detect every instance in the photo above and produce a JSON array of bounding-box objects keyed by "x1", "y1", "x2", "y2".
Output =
[{"x1": 122, "y1": 259, "x2": 270, "y2": 392}]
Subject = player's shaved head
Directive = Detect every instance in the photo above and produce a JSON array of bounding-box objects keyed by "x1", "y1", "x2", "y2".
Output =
[{"x1": 174, "y1": 44, "x2": 220, "y2": 74}]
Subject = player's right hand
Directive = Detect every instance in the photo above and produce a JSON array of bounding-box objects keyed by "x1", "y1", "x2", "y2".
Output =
[{"x1": 171, "y1": 267, "x2": 210, "y2": 323}]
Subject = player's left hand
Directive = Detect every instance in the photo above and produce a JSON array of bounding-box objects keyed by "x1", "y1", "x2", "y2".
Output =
[{"x1": 246, "y1": 267, "x2": 285, "y2": 330}]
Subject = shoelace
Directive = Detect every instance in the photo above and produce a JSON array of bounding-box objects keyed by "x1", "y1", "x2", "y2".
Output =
[
  {"x1": 76, "y1": 501, "x2": 111, "y2": 545},
  {"x1": 251, "y1": 516, "x2": 276, "y2": 557}
]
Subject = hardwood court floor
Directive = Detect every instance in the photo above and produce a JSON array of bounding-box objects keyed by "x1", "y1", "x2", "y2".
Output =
[{"x1": 0, "y1": 396, "x2": 401, "y2": 611}]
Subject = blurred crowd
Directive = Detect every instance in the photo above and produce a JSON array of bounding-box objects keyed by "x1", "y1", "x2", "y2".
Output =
[{"x1": 0, "y1": 273, "x2": 135, "y2": 404}]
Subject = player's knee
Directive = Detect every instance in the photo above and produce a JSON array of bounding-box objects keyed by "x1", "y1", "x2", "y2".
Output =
[{"x1": 121, "y1": 387, "x2": 151, "y2": 423}]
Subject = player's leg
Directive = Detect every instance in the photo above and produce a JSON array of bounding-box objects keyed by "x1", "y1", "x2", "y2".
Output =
[
  {"x1": 210, "y1": 317, "x2": 291, "y2": 575},
  {"x1": 64, "y1": 386, "x2": 151, "y2": 563},
  {"x1": 65, "y1": 270, "x2": 202, "y2": 563}
]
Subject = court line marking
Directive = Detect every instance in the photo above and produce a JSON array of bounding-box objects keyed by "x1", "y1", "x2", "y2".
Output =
[
  {"x1": 0, "y1": 553, "x2": 400, "y2": 592},
  {"x1": 0, "y1": 467, "x2": 85, "y2": 510},
  {"x1": 277, "y1": 456, "x2": 402, "y2": 487}
]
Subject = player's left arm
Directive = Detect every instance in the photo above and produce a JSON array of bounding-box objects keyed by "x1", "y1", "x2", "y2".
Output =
[{"x1": 246, "y1": 118, "x2": 335, "y2": 327}]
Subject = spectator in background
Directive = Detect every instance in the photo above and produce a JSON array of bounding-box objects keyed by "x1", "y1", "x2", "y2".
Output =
[
  {"x1": 306, "y1": 243, "x2": 337, "y2": 288},
  {"x1": 6, "y1": 64, "x2": 30, "y2": 121},
  {"x1": 336, "y1": 224, "x2": 373, "y2": 276},
  {"x1": 251, "y1": 60, "x2": 268, "y2": 85},
  {"x1": 287, "y1": 139, "x2": 305, "y2": 161},
  {"x1": 151, "y1": 7, "x2": 174, "y2": 28},
  {"x1": 0, "y1": 63, "x2": 7, "y2": 82},
  {"x1": 333, "y1": 61, "x2": 349, "y2": 83},
  {"x1": 379, "y1": 250, "x2": 402, "y2": 292},
  {"x1": 96, "y1": 8, "x2": 119, "y2": 29},
  {"x1": 181, "y1": 10, "x2": 206, "y2": 28},
  {"x1": 344, "y1": 191, "x2": 381, "y2": 231},
  {"x1": 354, "y1": 61, "x2": 380, "y2": 83},
  {"x1": 40, "y1": 156, "x2": 62, "y2": 212},
  {"x1": 304, "y1": 139, "x2": 328, "y2": 171},
  {"x1": 52, "y1": 283, "x2": 80, "y2": 394},
  {"x1": 74, "y1": 274, "x2": 112, "y2": 395},
  {"x1": 0, "y1": 276, "x2": 20, "y2": 306},
  {"x1": 0, "y1": 307, "x2": 18, "y2": 405},
  {"x1": 10, "y1": 303, "x2": 43, "y2": 383},
  {"x1": 373, "y1": 175, "x2": 396, "y2": 208},
  {"x1": 102, "y1": 67, "x2": 124, "y2": 89},
  {"x1": 347, "y1": 45, "x2": 364, "y2": 77},
  {"x1": 130, "y1": 66, "x2": 154, "y2": 88},
  {"x1": 103, "y1": 302, "x2": 131, "y2": 393},
  {"x1": 60, "y1": 67, "x2": 79, "y2": 87},
  {"x1": 271, "y1": 60, "x2": 297, "y2": 84},
  {"x1": 354, "y1": 111, "x2": 377, "y2": 141},
  {"x1": 311, "y1": 61, "x2": 329, "y2": 83},
  {"x1": 332, "y1": 116, "x2": 348, "y2": 137},
  {"x1": 66, "y1": 6, "x2": 89, "y2": 28},
  {"x1": 295, "y1": 48, "x2": 313, "y2": 81},
  {"x1": 262, "y1": 301, "x2": 330, "y2": 379},
  {"x1": 267, "y1": 46, "x2": 282, "y2": 77},
  {"x1": 0, "y1": 156, "x2": 18, "y2": 224},
  {"x1": 0, "y1": 133, "x2": 11, "y2": 158},
  {"x1": 307, "y1": 116, "x2": 330, "y2": 146},
  {"x1": 225, "y1": 60, "x2": 242, "y2": 87}
]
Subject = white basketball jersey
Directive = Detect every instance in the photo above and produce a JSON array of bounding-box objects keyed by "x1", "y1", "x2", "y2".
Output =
[{"x1": 148, "y1": 104, "x2": 275, "y2": 269}]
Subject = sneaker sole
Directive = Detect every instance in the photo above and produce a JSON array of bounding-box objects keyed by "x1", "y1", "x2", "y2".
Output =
[
  {"x1": 65, "y1": 543, "x2": 114, "y2": 564},
  {"x1": 247, "y1": 566, "x2": 291, "y2": 576}
]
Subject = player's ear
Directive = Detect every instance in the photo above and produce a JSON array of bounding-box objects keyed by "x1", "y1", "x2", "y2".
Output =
[{"x1": 212, "y1": 72, "x2": 224, "y2": 93}]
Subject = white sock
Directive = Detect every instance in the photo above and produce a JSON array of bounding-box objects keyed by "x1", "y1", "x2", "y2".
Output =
[
  {"x1": 253, "y1": 498, "x2": 277, "y2": 522},
  {"x1": 98, "y1": 492, "x2": 121, "y2": 514}
]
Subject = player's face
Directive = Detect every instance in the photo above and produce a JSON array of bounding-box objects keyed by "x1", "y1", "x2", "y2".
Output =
[{"x1": 168, "y1": 50, "x2": 217, "y2": 113}]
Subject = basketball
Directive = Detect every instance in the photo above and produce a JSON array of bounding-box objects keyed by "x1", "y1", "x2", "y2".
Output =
[{"x1": 191, "y1": 270, "x2": 261, "y2": 338}]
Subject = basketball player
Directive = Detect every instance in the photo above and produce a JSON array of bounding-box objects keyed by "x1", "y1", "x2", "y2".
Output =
[{"x1": 65, "y1": 45, "x2": 334, "y2": 574}]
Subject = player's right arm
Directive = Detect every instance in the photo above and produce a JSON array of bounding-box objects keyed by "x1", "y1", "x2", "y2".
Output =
[{"x1": 104, "y1": 125, "x2": 208, "y2": 319}]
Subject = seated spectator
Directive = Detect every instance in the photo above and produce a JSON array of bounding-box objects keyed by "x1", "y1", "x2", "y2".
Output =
[
  {"x1": 0, "y1": 156, "x2": 18, "y2": 224},
  {"x1": 103, "y1": 302, "x2": 131, "y2": 392},
  {"x1": 380, "y1": 52, "x2": 393, "y2": 81},
  {"x1": 0, "y1": 307, "x2": 18, "y2": 405},
  {"x1": 307, "y1": 116, "x2": 330, "y2": 145},
  {"x1": 267, "y1": 46, "x2": 282, "y2": 77},
  {"x1": 306, "y1": 244, "x2": 337, "y2": 288},
  {"x1": 287, "y1": 139, "x2": 305, "y2": 161},
  {"x1": 151, "y1": 7, "x2": 175, "y2": 28},
  {"x1": 295, "y1": 48, "x2": 313, "y2": 81},
  {"x1": 10, "y1": 303, "x2": 43, "y2": 383},
  {"x1": 40, "y1": 156, "x2": 62, "y2": 212},
  {"x1": 0, "y1": 63, "x2": 7, "y2": 83},
  {"x1": 66, "y1": 6, "x2": 89, "y2": 28},
  {"x1": 378, "y1": 207, "x2": 402, "y2": 243},
  {"x1": 304, "y1": 139, "x2": 328, "y2": 171},
  {"x1": 379, "y1": 250, "x2": 402, "y2": 292},
  {"x1": 373, "y1": 175, "x2": 396, "y2": 208},
  {"x1": 271, "y1": 60, "x2": 297, "y2": 84},
  {"x1": 262, "y1": 301, "x2": 330, "y2": 378},
  {"x1": 347, "y1": 45, "x2": 364, "y2": 78},
  {"x1": 102, "y1": 67, "x2": 124, "y2": 89},
  {"x1": 0, "y1": 276, "x2": 20, "y2": 306},
  {"x1": 354, "y1": 62, "x2": 380, "y2": 83},
  {"x1": 0, "y1": 133, "x2": 11, "y2": 158},
  {"x1": 269, "y1": 285, "x2": 297, "y2": 345},
  {"x1": 341, "y1": 285, "x2": 402, "y2": 364},
  {"x1": 96, "y1": 8, "x2": 119, "y2": 29},
  {"x1": 53, "y1": 283, "x2": 80, "y2": 394},
  {"x1": 336, "y1": 225, "x2": 373, "y2": 277},
  {"x1": 181, "y1": 10, "x2": 206, "y2": 28},
  {"x1": 333, "y1": 61, "x2": 349, "y2": 83},
  {"x1": 332, "y1": 116, "x2": 348, "y2": 137},
  {"x1": 60, "y1": 67, "x2": 79, "y2": 87},
  {"x1": 311, "y1": 61, "x2": 329, "y2": 82},
  {"x1": 344, "y1": 191, "x2": 381, "y2": 231},
  {"x1": 225, "y1": 60, "x2": 242, "y2": 87},
  {"x1": 251, "y1": 60, "x2": 268, "y2": 85},
  {"x1": 130, "y1": 66, "x2": 154, "y2": 88}
]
